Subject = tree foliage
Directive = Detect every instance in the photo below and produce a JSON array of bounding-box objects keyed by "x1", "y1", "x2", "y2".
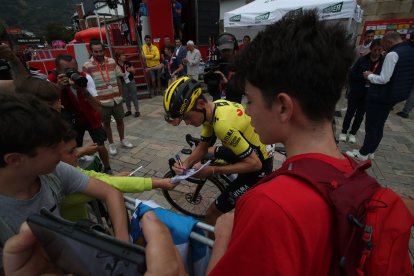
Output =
[{"x1": 45, "y1": 22, "x2": 74, "y2": 43}]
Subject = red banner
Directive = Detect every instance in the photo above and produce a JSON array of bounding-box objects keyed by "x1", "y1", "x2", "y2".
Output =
[
  {"x1": 361, "y1": 18, "x2": 414, "y2": 44},
  {"x1": 6, "y1": 28, "x2": 22, "y2": 35}
]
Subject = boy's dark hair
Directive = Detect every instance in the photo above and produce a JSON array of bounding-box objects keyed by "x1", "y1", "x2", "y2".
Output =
[
  {"x1": 89, "y1": 39, "x2": 104, "y2": 50},
  {"x1": 243, "y1": 35, "x2": 251, "y2": 40},
  {"x1": 236, "y1": 10, "x2": 354, "y2": 121},
  {"x1": 55, "y1": 54, "x2": 74, "y2": 67},
  {"x1": 62, "y1": 122, "x2": 78, "y2": 143},
  {"x1": 0, "y1": 93, "x2": 65, "y2": 167},
  {"x1": 144, "y1": 35, "x2": 151, "y2": 40},
  {"x1": 365, "y1": 29, "x2": 375, "y2": 36},
  {"x1": 14, "y1": 76, "x2": 60, "y2": 104}
]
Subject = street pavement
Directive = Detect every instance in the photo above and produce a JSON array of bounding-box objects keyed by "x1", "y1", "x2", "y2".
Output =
[{"x1": 83, "y1": 92, "x2": 414, "y2": 256}]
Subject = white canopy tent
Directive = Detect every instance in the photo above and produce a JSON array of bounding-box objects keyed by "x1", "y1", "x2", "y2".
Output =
[{"x1": 224, "y1": 0, "x2": 363, "y2": 43}]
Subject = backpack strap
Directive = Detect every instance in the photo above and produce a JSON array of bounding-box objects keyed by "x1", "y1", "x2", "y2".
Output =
[
  {"x1": 0, "y1": 216, "x2": 16, "y2": 248},
  {"x1": 256, "y1": 156, "x2": 377, "y2": 206}
]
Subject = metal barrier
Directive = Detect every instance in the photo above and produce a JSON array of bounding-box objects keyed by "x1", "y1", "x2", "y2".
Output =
[{"x1": 124, "y1": 195, "x2": 215, "y2": 247}]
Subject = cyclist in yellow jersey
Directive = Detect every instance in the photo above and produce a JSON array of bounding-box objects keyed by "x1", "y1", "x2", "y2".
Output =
[{"x1": 163, "y1": 77, "x2": 273, "y2": 226}]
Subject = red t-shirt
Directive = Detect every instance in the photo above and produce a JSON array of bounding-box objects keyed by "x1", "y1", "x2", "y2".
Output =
[{"x1": 209, "y1": 153, "x2": 354, "y2": 276}]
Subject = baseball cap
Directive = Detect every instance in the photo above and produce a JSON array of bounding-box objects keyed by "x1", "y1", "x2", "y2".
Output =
[{"x1": 218, "y1": 33, "x2": 236, "y2": 51}]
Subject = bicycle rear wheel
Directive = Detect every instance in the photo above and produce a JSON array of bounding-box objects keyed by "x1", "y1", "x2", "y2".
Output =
[{"x1": 162, "y1": 171, "x2": 226, "y2": 219}]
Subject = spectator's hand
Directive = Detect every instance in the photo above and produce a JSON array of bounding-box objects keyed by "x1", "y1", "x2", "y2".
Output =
[
  {"x1": 78, "y1": 143, "x2": 99, "y2": 157},
  {"x1": 56, "y1": 73, "x2": 70, "y2": 89},
  {"x1": 3, "y1": 222, "x2": 63, "y2": 276},
  {"x1": 182, "y1": 58, "x2": 188, "y2": 65},
  {"x1": 152, "y1": 178, "x2": 176, "y2": 190},
  {"x1": 363, "y1": 71, "x2": 372, "y2": 79},
  {"x1": 142, "y1": 211, "x2": 186, "y2": 276},
  {"x1": 4, "y1": 216, "x2": 186, "y2": 276},
  {"x1": 115, "y1": 171, "x2": 130, "y2": 176},
  {"x1": 0, "y1": 43, "x2": 18, "y2": 62}
]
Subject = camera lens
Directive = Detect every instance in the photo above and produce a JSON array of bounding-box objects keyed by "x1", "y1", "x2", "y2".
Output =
[{"x1": 65, "y1": 69, "x2": 88, "y2": 88}]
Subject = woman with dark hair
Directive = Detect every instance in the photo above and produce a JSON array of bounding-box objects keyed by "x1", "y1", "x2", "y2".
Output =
[{"x1": 339, "y1": 38, "x2": 384, "y2": 144}]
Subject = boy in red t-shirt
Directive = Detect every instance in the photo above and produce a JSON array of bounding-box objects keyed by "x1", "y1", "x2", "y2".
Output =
[{"x1": 207, "y1": 10, "x2": 355, "y2": 275}]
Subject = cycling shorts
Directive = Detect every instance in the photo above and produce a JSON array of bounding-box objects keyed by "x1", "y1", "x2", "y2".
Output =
[{"x1": 215, "y1": 157, "x2": 273, "y2": 213}]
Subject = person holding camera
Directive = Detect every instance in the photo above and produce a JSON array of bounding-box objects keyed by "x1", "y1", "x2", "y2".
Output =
[
  {"x1": 203, "y1": 33, "x2": 242, "y2": 103},
  {"x1": 48, "y1": 54, "x2": 113, "y2": 174}
]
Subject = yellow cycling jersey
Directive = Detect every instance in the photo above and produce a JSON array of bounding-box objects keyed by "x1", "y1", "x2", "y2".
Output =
[{"x1": 200, "y1": 100, "x2": 270, "y2": 161}]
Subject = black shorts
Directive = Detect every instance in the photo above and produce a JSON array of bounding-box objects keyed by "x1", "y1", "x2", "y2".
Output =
[
  {"x1": 215, "y1": 157, "x2": 273, "y2": 213},
  {"x1": 76, "y1": 124, "x2": 107, "y2": 146}
]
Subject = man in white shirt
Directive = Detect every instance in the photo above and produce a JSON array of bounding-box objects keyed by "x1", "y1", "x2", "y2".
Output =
[
  {"x1": 183, "y1": 40, "x2": 201, "y2": 80},
  {"x1": 347, "y1": 31, "x2": 414, "y2": 161}
]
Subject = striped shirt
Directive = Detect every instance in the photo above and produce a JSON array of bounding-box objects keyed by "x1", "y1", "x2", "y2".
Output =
[{"x1": 83, "y1": 57, "x2": 123, "y2": 105}]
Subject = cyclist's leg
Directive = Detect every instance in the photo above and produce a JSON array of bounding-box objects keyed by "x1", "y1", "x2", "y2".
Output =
[
  {"x1": 205, "y1": 202, "x2": 224, "y2": 227},
  {"x1": 210, "y1": 172, "x2": 263, "y2": 223}
]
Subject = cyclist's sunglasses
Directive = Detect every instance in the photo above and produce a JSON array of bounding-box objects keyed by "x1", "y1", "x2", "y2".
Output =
[
  {"x1": 164, "y1": 113, "x2": 180, "y2": 122},
  {"x1": 164, "y1": 112, "x2": 192, "y2": 123}
]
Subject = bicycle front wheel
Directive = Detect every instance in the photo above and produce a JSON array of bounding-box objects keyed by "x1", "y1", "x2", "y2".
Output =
[{"x1": 162, "y1": 171, "x2": 226, "y2": 219}]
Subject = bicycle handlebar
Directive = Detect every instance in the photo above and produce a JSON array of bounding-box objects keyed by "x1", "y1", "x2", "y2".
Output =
[{"x1": 185, "y1": 134, "x2": 200, "y2": 148}]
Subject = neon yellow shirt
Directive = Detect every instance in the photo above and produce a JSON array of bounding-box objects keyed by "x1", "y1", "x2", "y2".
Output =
[
  {"x1": 60, "y1": 168, "x2": 152, "y2": 221},
  {"x1": 201, "y1": 100, "x2": 270, "y2": 161},
  {"x1": 142, "y1": 44, "x2": 160, "y2": 68}
]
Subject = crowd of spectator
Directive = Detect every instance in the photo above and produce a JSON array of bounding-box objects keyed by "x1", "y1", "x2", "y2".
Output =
[{"x1": 1, "y1": 7, "x2": 414, "y2": 276}]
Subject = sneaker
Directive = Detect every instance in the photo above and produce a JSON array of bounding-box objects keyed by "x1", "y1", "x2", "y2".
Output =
[
  {"x1": 339, "y1": 133, "x2": 347, "y2": 142},
  {"x1": 109, "y1": 143, "x2": 117, "y2": 155},
  {"x1": 121, "y1": 139, "x2": 133, "y2": 148},
  {"x1": 396, "y1": 111, "x2": 408, "y2": 118},
  {"x1": 134, "y1": 111, "x2": 140, "y2": 118},
  {"x1": 348, "y1": 134, "x2": 356, "y2": 144},
  {"x1": 125, "y1": 111, "x2": 132, "y2": 117},
  {"x1": 346, "y1": 149, "x2": 369, "y2": 162}
]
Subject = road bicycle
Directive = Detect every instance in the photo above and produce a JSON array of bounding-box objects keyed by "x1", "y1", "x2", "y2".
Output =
[{"x1": 162, "y1": 134, "x2": 285, "y2": 219}]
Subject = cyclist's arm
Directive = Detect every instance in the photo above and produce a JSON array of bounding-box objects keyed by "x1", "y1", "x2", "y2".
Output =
[
  {"x1": 213, "y1": 151, "x2": 262, "y2": 176},
  {"x1": 213, "y1": 124, "x2": 262, "y2": 175}
]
